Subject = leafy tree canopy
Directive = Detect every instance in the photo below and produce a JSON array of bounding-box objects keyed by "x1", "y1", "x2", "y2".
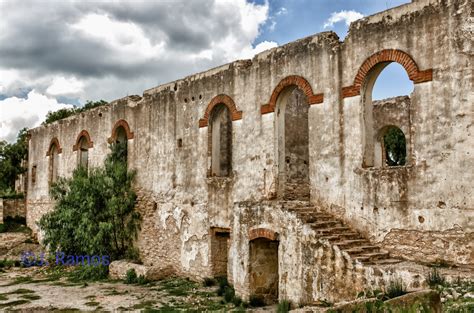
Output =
[
  {"x1": 39, "y1": 142, "x2": 140, "y2": 260},
  {"x1": 0, "y1": 128, "x2": 28, "y2": 196},
  {"x1": 42, "y1": 100, "x2": 108, "y2": 125},
  {"x1": 384, "y1": 127, "x2": 406, "y2": 166}
]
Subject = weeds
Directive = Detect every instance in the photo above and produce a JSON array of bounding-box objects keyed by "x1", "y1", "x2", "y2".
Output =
[
  {"x1": 249, "y1": 294, "x2": 265, "y2": 307},
  {"x1": 427, "y1": 267, "x2": 446, "y2": 287},
  {"x1": 125, "y1": 268, "x2": 138, "y2": 284},
  {"x1": 277, "y1": 299, "x2": 291, "y2": 313},
  {"x1": 385, "y1": 278, "x2": 407, "y2": 299}
]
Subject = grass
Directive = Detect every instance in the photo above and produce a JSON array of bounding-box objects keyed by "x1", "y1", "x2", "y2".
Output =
[
  {"x1": 20, "y1": 294, "x2": 41, "y2": 300},
  {"x1": 0, "y1": 299, "x2": 31, "y2": 308},
  {"x1": 158, "y1": 278, "x2": 199, "y2": 297},
  {"x1": 5, "y1": 288, "x2": 35, "y2": 294},
  {"x1": 384, "y1": 278, "x2": 407, "y2": 299},
  {"x1": 427, "y1": 267, "x2": 446, "y2": 287},
  {"x1": 84, "y1": 301, "x2": 100, "y2": 307},
  {"x1": 0, "y1": 294, "x2": 8, "y2": 301},
  {"x1": 278, "y1": 300, "x2": 291, "y2": 313},
  {"x1": 0, "y1": 216, "x2": 30, "y2": 233}
]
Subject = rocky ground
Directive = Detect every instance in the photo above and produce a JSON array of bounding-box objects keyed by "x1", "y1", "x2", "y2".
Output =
[{"x1": 0, "y1": 266, "x2": 240, "y2": 312}]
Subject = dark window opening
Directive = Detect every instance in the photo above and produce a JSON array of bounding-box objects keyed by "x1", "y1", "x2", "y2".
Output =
[
  {"x1": 382, "y1": 126, "x2": 406, "y2": 166},
  {"x1": 209, "y1": 103, "x2": 232, "y2": 177}
]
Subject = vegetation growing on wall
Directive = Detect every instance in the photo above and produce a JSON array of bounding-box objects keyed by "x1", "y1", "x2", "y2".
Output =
[
  {"x1": 42, "y1": 100, "x2": 108, "y2": 125},
  {"x1": 0, "y1": 128, "x2": 28, "y2": 196},
  {"x1": 39, "y1": 142, "x2": 140, "y2": 260}
]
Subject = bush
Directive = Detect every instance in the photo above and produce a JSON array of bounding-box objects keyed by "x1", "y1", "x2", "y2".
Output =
[
  {"x1": 0, "y1": 224, "x2": 4, "y2": 233},
  {"x1": 68, "y1": 265, "x2": 109, "y2": 282},
  {"x1": 384, "y1": 278, "x2": 407, "y2": 299},
  {"x1": 0, "y1": 128, "x2": 28, "y2": 194},
  {"x1": 216, "y1": 276, "x2": 229, "y2": 296},
  {"x1": 249, "y1": 295, "x2": 265, "y2": 307},
  {"x1": 427, "y1": 267, "x2": 446, "y2": 287},
  {"x1": 224, "y1": 286, "x2": 235, "y2": 303},
  {"x1": 232, "y1": 296, "x2": 243, "y2": 307},
  {"x1": 125, "y1": 268, "x2": 138, "y2": 284},
  {"x1": 42, "y1": 100, "x2": 108, "y2": 125},
  {"x1": 277, "y1": 300, "x2": 291, "y2": 313},
  {"x1": 137, "y1": 275, "x2": 150, "y2": 285},
  {"x1": 203, "y1": 277, "x2": 216, "y2": 287},
  {"x1": 39, "y1": 142, "x2": 140, "y2": 260}
]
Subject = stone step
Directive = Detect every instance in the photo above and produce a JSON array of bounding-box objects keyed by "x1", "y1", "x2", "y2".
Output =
[
  {"x1": 303, "y1": 216, "x2": 340, "y2": 223},
  {"x1": 360, "y1": 251, "x2": 390, "y2": 261},
  {"x1": 312, "y1": 226, "x2": 351, "y2": 235},
  {"x1": 333, "y1": 239, "x2": 371, "y2": 249},
  {"x1": 307, "y1": 220, "x2": 342, "y2": 229},
  {"x1": 372, "y1": 258, "x2": 402, "y2": 265}
]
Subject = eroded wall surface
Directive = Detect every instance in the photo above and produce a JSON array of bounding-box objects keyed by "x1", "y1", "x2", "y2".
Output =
[{"x1": 26, "y1": 0, "x2": 472, "y2": 293}]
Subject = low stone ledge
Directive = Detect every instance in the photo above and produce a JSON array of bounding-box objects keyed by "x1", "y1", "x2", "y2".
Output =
[
  {"x1": 109, "y1": 260, "x2": 175, "y2": 281},
  {"x1": 293, "y1": 290, "x2": 441, "y2": 312}
]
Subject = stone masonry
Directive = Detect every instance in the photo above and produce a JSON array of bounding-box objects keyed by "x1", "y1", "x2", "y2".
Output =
[{"x1": 25, "y1": 0, "x2": 473, "y2": 304}]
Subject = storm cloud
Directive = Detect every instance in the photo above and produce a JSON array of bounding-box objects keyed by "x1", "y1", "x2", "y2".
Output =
[{"x1": 0, "y1": 0, "x2": 276, "y2": 141}]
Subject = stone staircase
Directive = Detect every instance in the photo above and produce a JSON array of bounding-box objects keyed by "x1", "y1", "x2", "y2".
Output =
[{"x1": 283, "y1": 201, "x2": 401, "y2": 266}]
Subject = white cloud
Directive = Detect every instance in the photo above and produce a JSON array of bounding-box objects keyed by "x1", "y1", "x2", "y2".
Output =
[
  {"x1": 46, "y1": 76, "x2": 84, "y2": 96},
  {"x1": 276, "y1": 7, "x2": 287, "y2": 16},
  {"x1": 0, "y1": 90, "x2": 73, "y2": 142},
  {"x1": 323, "y1": 10, "x2": 364, "y2": 29},
  {"x1": 0, "y1": 0, "x2": 279, "y2": 142}
]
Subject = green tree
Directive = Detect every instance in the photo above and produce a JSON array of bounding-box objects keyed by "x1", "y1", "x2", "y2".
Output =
[
  {"x1": 383, "y1": 127, "x2": 406, "y2": 166},
  {"x1": 0, "y1": 128, "x2": 28, "y2": 195},
  {"x1": 42, "y1": 100, "x2": 108, "y2": 125},
  {"x1": 39, "y1": 142, "x2": 140, "y2": 260}
]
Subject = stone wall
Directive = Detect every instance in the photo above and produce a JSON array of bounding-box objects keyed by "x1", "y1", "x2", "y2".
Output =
[
  {"x1": 24, "y1": 0, "x2": 473, "y2": 290},
  {"x1": 1, "y1": 198, "x2": 26, "y2": 219}
]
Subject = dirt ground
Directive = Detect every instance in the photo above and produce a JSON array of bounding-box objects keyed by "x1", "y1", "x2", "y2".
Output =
[{"x1": 0, "y1": 266, "x2": 244, "y2": 312}]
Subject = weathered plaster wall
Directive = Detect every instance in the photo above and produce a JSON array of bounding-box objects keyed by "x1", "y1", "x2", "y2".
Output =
[{"x1": 25, "y1": 0, "x2": 473, "y2": 287}]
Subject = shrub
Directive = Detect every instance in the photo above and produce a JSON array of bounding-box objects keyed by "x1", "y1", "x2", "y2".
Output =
[
  {"x1": 125, "y1": 268, "x2": 138, "y2": 284},
  {"x1": 38, "y1": 142, "x2": 140, "y2": 260},
  {"x1": 0, "y1": 224, "x2": 4, "y2": 233},
  {"x1": 42, "y1": 100, "x2": 108, "y2": 125},
  {"x1": 427, "y1": 267, "x2": 446, "y2": 287},
  {"x1": 277, "y1": 300, "x2": 291, "y2": 313},
  {"x1": 203, "y1": 277, "x2": 216, "y2": 287},
  {"x1": 384, "y1": 278, "x2": 407, "y2": 299},
  {"x1": 68, "y1": 265, "x2": 109, "y2": 282},
  {"x1": 249, "y1": 295, "x2": 265, "y2": 307},
  {"x1": 232, "y1": 296, "x2": 243, "y2": 307},
  {"x1": 224, "y1": 286, "x2": 235, "y2": 303},
  {"x1": 216, "y1": 276, "x2": 229, "y2": 296},
  {"x1": 137, "y1": 275, "x2": 149, "y2": 285}
]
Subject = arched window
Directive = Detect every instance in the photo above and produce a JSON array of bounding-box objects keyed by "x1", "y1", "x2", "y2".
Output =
[
  {"x1": 73, "y1": 130, "x2": 93, "y2": 170},
  {"x1": 78, "y1": 136, "x2": 89, "y2": 170},
  {"x1": 108, "y1": 119, "x2": 134, "y2": 164},
  {"x1": 49, "y1": 144, "x2": 59, "y2": 184},
  {"x1": 377, "y1": 126, "x2": 407, "y2": 167},
  {"x1": 209, "y1": 104, "x2": 232, "y2": 177},
  {"x1": 47, "y1": 138, "x2": 61, "y2": 185},
  {"x1": 359, "y1": 53, "x2": 415, "y2": 168}
]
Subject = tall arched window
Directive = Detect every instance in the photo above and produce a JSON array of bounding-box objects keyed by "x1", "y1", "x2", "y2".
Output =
[
  {"x1": 49, "y1": 144, "x2": 59, "y2": 184},
  {"x1": 209, "y1": 104, "x2": 232, "y2": 177},
  {"x1": 360, "y1": 55, "x2": 414, "y2": 168},
  {"x1": 78, "y1": 136, "x2": 89, "y2": 170},
  {"x1": 73, "y1": 130, "x2": 93, "y2": 170},
  {"x1": 108, "y1": 119, "x2": 134, "y2": 164},
  {"x1": 47, "y1": 138, "x2": 62, "y2": 185}
]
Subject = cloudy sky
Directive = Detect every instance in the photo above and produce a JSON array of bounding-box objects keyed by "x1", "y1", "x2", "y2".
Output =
[{"x1": 0, "y1": 0, "x2": 412, "y2": 142}]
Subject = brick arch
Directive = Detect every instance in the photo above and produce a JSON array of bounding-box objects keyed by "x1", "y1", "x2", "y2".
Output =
[
  {"x1": 72, "y1": 130, "x2": 94, "y2": 151},
  {"x1": 46, "y1": 137, "x2": 62, "y2": 156},
  {"x1": 108, "y1": 119, "x2": 134, "y2": 144},
  {"x1": 261, "y1": 75, "x2": 324, "y2": 114},
  {"x1": 342, "y1": 49, "x2": 433, "y2": 98},
  {"x1": 198, "y1": 94, "x2": 243, "y2": 128},
  {"x1": 249, "y1": 228, "x2": 279, "y2": 241}
]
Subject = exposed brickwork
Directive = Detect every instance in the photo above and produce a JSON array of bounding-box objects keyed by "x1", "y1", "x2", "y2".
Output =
[
  {"x1": 72, "y1": 129, "x2": 94, "y2": 151},
  {"x1": 199, "y1": 94, "x2": 243, "y2": 128},
  {"x1": 261, "y1": 75, "x2": 324, "y2": 114},
  {"x1": 45, "y1": 137, "x2": 62, "y2": 156},
  {"x1": 342, "y1": 49, "x2": 433, "y2": 98},
  {"x1": 248, "y1": 228, "x2": 279, "y2": 241},
  {"x1": 108, "y1": 119, "x2": 134, "y2": 144}
]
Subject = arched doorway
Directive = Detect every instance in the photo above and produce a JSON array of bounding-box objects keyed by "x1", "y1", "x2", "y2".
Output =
[
  {"x1": 249, "y1": 237, "x2": 279, "y2": 304},
  {"x1": 275, "y1": 86, "x2": 310, "y2": 200}
]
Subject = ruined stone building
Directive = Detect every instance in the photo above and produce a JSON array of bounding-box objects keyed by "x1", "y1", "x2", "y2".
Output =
[{"x1": 25, "y1": 0, "x2": 473, "y2": 304}]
